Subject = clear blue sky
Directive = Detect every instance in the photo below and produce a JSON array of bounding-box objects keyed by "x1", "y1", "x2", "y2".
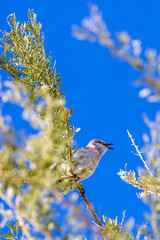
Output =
[{"x1": 1, "y1": 0, "x2": 160, "y2": 233}]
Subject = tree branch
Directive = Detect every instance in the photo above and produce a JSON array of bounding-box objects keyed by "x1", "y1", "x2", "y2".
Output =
[
  {"x1": 76, "y1": 183, "x2": 109, "y2": 240},
  {"x1": 127, "y1": 129, "x2": 153, "y2": 176}
]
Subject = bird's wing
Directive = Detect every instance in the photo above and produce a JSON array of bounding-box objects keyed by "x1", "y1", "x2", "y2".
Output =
[{"x1": 72, "y1": 147, "x2": 93, "y2": 170}]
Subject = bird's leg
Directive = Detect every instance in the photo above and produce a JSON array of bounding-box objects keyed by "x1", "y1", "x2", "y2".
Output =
[
  {"x1": 69, "y1": 171, "x2": 85, "y2": 195},
  {"x1": 72, "y1": 173, "x2": 79, "y2": 180}
]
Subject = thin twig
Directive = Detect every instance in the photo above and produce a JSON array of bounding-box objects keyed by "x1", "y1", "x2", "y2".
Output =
[
  {"x1": 92, "y1": 220, "x2": 105, "y2": 229},
  {"x1": 76, "y1": 183, "x2": 109, "y2": 240},
  {"x1": 120, "y1": 210, "x2": 126, "y2": 230},
  {"x1": 67, "y1": 119, "x2": 73, "y2": 161},
  {"x1": 127, "y1": 129, "x2": 153, "y2": 176}
]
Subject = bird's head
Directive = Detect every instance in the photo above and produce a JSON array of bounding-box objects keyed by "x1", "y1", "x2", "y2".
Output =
[{"x1": 87, "y1": 139, "x2": 114, "y2": 156}]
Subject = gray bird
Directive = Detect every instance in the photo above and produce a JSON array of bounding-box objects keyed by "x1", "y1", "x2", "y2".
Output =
[{"x1": 51, "y1": 139, "x2": 113, "y2": 182}]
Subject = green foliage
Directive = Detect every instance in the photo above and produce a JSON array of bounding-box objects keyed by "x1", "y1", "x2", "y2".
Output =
[
  {"x1": 0, "y1": 9, "x2": 75, "y2": 188},
  {"x1": 0, "y1": 222, "x2": 22, "y2": 239},
  {"x1": 118, "y1": 113, "x2": 160, "y2": 200},
  {"x1": 103, "y1": 215, "x2": 133, "y2": 240},
  {"x1": 0, "y1": 10, "x2": 88, "y2": 239},
  {"x1": 0, "y1": 9, "x2": 130, "y2": 240},
  {"x1": 118, "y1": 169, "x2": 160, "y2": 197},
  {"x1": 2, "y1": 5, "x2": 160, "y2": 240}
]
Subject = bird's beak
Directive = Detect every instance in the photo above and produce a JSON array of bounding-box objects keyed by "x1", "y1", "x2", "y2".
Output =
[{"x1": 104, "y1": 143, "x2": 114, "y2": 150}]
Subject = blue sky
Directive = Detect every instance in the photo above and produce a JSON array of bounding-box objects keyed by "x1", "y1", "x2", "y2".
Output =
[{"x1": 1, "y1": 0, "x2": 160, "y2": 234}]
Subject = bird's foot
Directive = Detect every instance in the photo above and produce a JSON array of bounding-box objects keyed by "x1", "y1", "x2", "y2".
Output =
[{"x1": 73, "y1": 173, "x2": 78, "y2": 180}]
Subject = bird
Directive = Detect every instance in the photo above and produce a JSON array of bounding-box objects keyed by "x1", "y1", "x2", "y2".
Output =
[{"x1": 51, "y1": 139, "x2": 114, "y2": 183}]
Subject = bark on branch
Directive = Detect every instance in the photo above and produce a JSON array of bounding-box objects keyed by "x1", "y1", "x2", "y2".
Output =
[{"x1": 76, "y1": 183, "x2": 109, "y2": 240}]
